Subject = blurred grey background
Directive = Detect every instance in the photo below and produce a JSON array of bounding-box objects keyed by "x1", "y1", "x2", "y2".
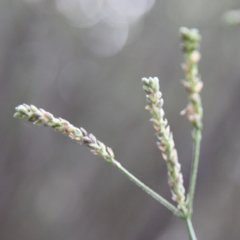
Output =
[{"x1": 1, "y1": 0, "x2": 240, "y2": 239}]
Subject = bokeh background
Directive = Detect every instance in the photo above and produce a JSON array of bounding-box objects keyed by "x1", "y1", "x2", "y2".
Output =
[{"x1": 1, "y1": 0, "x2": 240, "y2": 239}]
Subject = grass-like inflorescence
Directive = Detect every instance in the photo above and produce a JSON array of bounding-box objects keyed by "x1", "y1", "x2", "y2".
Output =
[
  {"x1": 180, "y1": 27, "x2": 203, "y2": 130},
  {"x1": 14, "y1": 104, "x2": 115, "y2": 162},
  {"x1": 14, "y1": 103, "x2": 179, "y2": 214},
  {"x1": 142, "y1": 77, "x2": 186, "y2": 212},
  {"x1": 179, "y1": 28, "x2": 203, "y2": 218},
  {"x1": 14, "y1": 27, "x2": 203, "y2": 240}
]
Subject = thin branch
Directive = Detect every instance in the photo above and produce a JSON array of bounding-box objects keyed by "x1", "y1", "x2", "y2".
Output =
[{"x1": 185, "y1": 217, "x2": 197, "y2": 240}]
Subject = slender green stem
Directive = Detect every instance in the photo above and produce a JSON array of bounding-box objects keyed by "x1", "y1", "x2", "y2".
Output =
[
  {"x1": 185, "y1": 217, "x2": 197, "y2": 240},
  {"x1": 111, "y1": 159, "x2": 179, "y2": 214},
  {"x1": 187, "y1": 129, "x2": 202, "y2": 214}
]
